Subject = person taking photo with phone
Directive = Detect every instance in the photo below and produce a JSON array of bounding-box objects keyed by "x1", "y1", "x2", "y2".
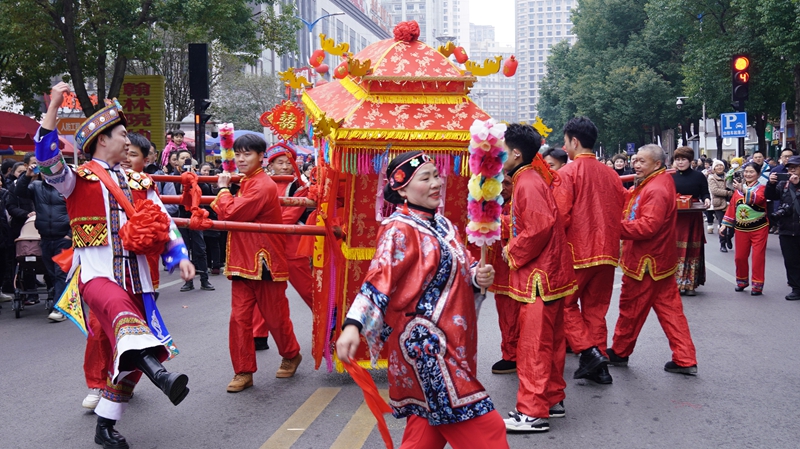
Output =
[{"x1": 766, "y1": 155, "x2": 800, "y2": 300}]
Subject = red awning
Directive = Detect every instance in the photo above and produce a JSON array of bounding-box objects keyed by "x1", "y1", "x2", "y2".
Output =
[{"x1": 0, "y1": 111, "x2": 75, "y2": 154}]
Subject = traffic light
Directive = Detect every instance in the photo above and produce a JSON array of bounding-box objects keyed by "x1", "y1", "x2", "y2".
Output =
[
  {"x1": 195, "y1": 100, "x2": 212, "y2": 125},
  {"x1": 731, "y1": 55, "x2": 750, "y2": 103}
]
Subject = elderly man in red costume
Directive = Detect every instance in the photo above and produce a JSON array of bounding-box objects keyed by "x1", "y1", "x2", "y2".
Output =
[
  {"x1": 36, "y1": 83, "x2": 194, "y2": 449},
  {"x1": 251, "y1": 143, "x2": 313, "y2": 351},
  {"x1": 213, "y1": 134, "x2": 303, "y2": 393},
  {"x1": 554, "y1": 117, "x2": 626, "y2": 385},
  {"x1": 502, "y1": 124, "x2": 577, "y2": 433},
  {"x1": 607, "y1": 144, "x2": 698, "y2": 375}
]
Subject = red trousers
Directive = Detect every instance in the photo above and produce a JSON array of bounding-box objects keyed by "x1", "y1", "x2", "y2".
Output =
[
  {"x1": 734, "y1": 227, "x2": 768, "y2": 290},
  {"x1": 231, "y1": 279, "x2": 300, "y2": 374},
  {"x1": 84, "y1": 312, "x2": 112, "y2": 390},
  {"x1": 516, "y1": 299, "x2": 566, "y2": 418},
  {"x1": 611, "y1": 274, "x2": 697, "y2": 367},
  {"x1": 252, "y1": 257, "x2": 314, "y2": 338},
  {"x1": 563, "y1": 265, "x2": 615, "y2": 355},
  {"x1": 399, "y1": 410, "x2": 509, "y2": 449},
  {"x1": 494, "y1": 293, "x2": 521, "y2": 361}
]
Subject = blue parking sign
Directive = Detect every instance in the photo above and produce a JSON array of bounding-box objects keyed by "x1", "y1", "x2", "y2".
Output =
[
  {"x1": 626, "y1": 143, "x2": 636, "y2": 155},
  {"x1": 720, "y1": 112, "x2": 748, "y2": 138}
]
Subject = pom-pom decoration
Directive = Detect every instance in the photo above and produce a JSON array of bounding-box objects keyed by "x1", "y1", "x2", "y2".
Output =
[
  {"x1": 218, "y1": 123, "x2": 237, "y2": 173},
  {"x1": 466, "y1": 118, "x2": 508, "y2": 248},
  {"x1": 393, "y1": 20, "x2": 421, "y2": 42}
]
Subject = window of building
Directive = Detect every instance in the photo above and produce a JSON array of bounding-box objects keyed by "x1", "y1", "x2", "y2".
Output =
[
  {"x1": 547, "y1": 6, "x2": 552, "y2": 11},
  {"x1": 407, "y1": 3, "x2": 413, "y2": 10},
  {"x1": 350, "y1": 29, "x2": 357, "y2": 50},
  {"x1": 394, "y1": 4, "x2": 400, "y2": 10},
  {"x1": 539, "y1": 31, "x2": 543, "y2": 36},
  {"x1": 538, "y1": 19, "x2": 543, "y2": 24},
  {"x1": 321, "y1": 9, "x2": 329, "y2": 36},
  {"x1": 420, "y1": 4, "x2": 425, "y2": 10},
  {"x1": 336, "y1": 19, "x2": 344, "y2": 43},
  {"x1": 443, "y1": 9, "x2": 447, "y2": 13},
  {"x1": 547, "y1": 19, "x2": 552, "y2": 23},
  {"x1": 444, "y1": 15, "x2": 448, "y2": 21},
  {"x1": 556, "y1": 30, "x2": 561, "y2": 36}
]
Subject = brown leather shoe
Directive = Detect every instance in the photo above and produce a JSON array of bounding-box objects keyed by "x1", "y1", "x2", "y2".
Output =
[
  {"x1": 226, "y1": 373, "x2": 253, "y2": 393},
  {"x1": 276, "y1": 354, "x2": 302, "y2": 378}
]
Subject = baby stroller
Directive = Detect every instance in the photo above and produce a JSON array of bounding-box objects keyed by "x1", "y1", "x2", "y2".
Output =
[{"x1": 10, "y1": 217, "x2": 49, "y2": 318}]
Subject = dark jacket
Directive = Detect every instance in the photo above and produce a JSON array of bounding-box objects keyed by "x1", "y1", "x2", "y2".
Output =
[
  {"x1": 15, "y1": 174, "x2": 70, "y2": 239},
  {"x1": 0, "y1": 189, "x2": 14, "y2": 249},
  {"x1": 5, "y1": 179, "x2": 35, "y2": 239},
  {"x1": 765, "y1": 180, "x2": 800, "y2": 236}
]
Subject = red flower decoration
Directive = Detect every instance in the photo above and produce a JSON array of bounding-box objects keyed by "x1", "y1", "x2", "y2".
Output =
[
  {"x1": 393, "y1": 21, "x2": 421, "y2": 42},
  {"x1": 393, "y1": 170, "x2": 406, "y2": 183}
]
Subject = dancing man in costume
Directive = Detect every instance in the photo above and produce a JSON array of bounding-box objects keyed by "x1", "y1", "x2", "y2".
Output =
[
  {"x1": 213, "y1": 134, "x2": 303, "y2": 393},
  {"x1": 36, "y1": 83, "x2": 194, "y2": 449},
  {"x1": 336, "y1": 151, "x2": 508, "y2": 449},
  {"x1": 501, "y1": 124, "x2": 577, "y2": 433},
  {"x1": 606, "y1": 144, "x2": 698, "y2": 374},
  {"x1": 554, "y1": 117, "x2": 626, "y2": 384}
]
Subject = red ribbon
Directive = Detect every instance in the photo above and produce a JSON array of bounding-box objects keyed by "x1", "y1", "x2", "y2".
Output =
[
  {"x1": 345, "y1": 362, "x2": 394, "y2": 449},
  {"x1": 180, "y1": 171, "x2": 213, "y2": 230}
]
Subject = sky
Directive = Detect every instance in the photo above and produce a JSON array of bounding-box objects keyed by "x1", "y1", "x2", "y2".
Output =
[{"x1": 469, "y1": 0, "x2": 515, "y2": 46}]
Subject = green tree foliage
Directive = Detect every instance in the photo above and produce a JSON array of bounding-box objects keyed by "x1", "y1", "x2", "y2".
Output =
[
  {"x1": 210, "y1": 70, "x2": 284, "y2": 132},
  {"x1": 0, "y1": 0, "x2": 299, "y2": 118},
  {"x1": 539, "y1": 0, "x2": 796, "y2": 155}
]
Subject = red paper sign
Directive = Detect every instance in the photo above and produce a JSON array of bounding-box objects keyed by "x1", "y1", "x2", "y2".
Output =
[{"x1": 261, "y1": 100, "x2": 305, "y2": 141}]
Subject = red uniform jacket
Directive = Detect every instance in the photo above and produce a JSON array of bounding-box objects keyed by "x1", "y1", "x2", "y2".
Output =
[
  {"x1": 620, "y1": 168, "x2": 678, "y2": 281},
  {"x1": 506, "y1": 165, "x2": 577, "y2": 302},
  {"x1": 488, "y1": 202, "x2": 512, "y2": 294},
  {"x1": 553, "y1": 154, "x2": 626, "y2": 268},
  {"x1": 212, "y1": 168, "x2": 288, "y2": 281}
]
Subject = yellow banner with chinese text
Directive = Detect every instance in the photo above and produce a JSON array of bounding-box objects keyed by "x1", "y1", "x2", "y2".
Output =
[{"x1": 118, "y1": 75, "x2": 166, "y2": 152}]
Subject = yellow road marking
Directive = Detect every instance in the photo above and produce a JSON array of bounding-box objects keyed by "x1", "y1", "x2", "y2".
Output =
[
  {"x1": 259, "y1": 387, "x2": 341, "y2": 449},
  {"x1": 329, "y1": 389, "x2": 391, "y2": 449}
]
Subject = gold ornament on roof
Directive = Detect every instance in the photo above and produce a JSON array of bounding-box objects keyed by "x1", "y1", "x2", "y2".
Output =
[
  {"x1": 463, "y1": 56, "x2": 502, "y2": 77},
  {"x1": 278, "y1": 68, "x2": 312, "y2": 89},
  {"x1": 319, "y1": 34, "x2": 350, "y2": 56},
  {"x1": 348, "y1": 58, "x2": 372, "y2": 77},
  {"x1": 437, "y1": 41, "x2": 456, "y2": 57},
  {"x1": 313, "y1": 114, "x2": 342, "y2": 138},
  {"x1": 532, "y1": 116, "x2": 553, "y2": 138}
]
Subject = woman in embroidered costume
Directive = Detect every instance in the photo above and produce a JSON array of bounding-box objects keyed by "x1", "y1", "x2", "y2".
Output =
[
  {"x1": 721, "y1": 162, "x2": 770, "y2": 295},
  {"x1": 336, "y1": 151, "x2": 508, "y2": 449},
  {"x1": 36, "y1": 83, "x2": 195, "y2": 449}
]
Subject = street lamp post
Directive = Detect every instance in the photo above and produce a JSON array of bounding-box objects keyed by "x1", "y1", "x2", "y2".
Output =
[{"x1": 298, "y1": 12, "x2": 345, "y2": 71}]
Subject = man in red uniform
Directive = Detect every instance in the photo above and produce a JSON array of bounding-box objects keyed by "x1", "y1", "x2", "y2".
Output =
[
  {"x1": 213, "y1": 135, "x2": 303, "y2": 393},
  {"x1": 607, "y1": 144, "x2": 698, "y2": 374},
  {"x1": 488, "y1": 175, "x2": 521, "y2": 374},
  {"x1": 502, "y1": 124, "x2": 577, "y2": 433},
  {"x1": 555, "y1": 117, "x2": 626, "y2": 384},
  {"x1": 251, "y1": 143, "x2": 313, "y2": 350}
]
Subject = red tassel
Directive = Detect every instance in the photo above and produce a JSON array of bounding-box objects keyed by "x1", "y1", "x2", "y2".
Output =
[{"x1": 402, "y1": 199, "x2": 409, "y2": 215}]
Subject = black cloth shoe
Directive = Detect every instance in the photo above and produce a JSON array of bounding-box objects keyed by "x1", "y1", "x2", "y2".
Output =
[
  {"x1": 574, "y1": 347, "x2": 609, "y2": 379},
  {"x1": 587, "y1": 364, "x2": 613, "y2": 384},
  {"x1": 750, "y1": 290, "x2": 763, "y2": 296},
  {"x1": 664, "y1": 361, "x2": 697, "y2": 374},
  {"x1": 200, "y1": 279, "x2": 215, "y2": 291},
  {"x1": 95, "y1": 417, "x2": 129, "y2": 449},
  {"x1": 491, "y1": 359, "x2": 517, "y2": 374},
  {"x1": 735, "y1": 286, "x2": 746, "y2": 292},
  {"x1": 254, "y1": 337, "x2": 270, "y2": 351},
  {"x1": 786, "y1": 291, "x2": 800, "y2": 301},
  {"x1": 606, "y1": 348, "x2": 628, "y2": 367},
  {"x1": 134, "y1": 349, "x2": 190, "y2": 406},
  {"x1": 726, "y1": 238, "x2": 733, "y2": 249},
  {"x1": 180, "y1": 281, "x2": 194, "y2": 292}
]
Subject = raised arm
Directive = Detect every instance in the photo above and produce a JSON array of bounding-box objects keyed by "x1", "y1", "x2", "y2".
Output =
[{"x1": 35, "y1": 82, "x2": 75, "y2": 197}]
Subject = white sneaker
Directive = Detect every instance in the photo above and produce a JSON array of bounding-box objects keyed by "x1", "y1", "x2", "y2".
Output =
[
  {"x1": 0, "y1": 292, "x2": 12, "y2": 302},
  {"x1": 82, "y1": 389, "x2": 101, "y2": 409},
  {"x1": 504, "y1": 410, "x2": 550, "y2": 432},
  {"x1": 47, "y1": 310, "x2": 67, "y2": 322},
  {"x1": 707, "y1": 225, "x2": 714, "y2": 234}
]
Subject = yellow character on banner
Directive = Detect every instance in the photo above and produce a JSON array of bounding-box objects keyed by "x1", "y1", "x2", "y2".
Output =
[
  {"x1": 313, "y1": 203, "x2": 328, "y2": 269},
  {"x1": 278, "y1": 111, "x2": 298, "y2": 132}
]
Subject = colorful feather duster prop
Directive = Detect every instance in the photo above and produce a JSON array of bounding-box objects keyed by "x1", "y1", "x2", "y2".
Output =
[
  {"x1": 219, "y1": 123, "x2": 236, "y2": 172},
  {"x1": 466, "y1": 119, "x2": 507, "y2": 247}
]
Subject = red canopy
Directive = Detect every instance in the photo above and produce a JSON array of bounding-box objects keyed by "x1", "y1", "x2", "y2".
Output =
[{"x1": 0, "y1": 111, "x2": 75, "y2": 154}]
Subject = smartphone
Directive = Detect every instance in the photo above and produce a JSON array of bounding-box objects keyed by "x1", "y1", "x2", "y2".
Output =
[
  {"x1": 733, "y1": 172, "x2": 743, "y2": 183},
  {"x1": 776, "y1": 172, "x2": 791, "y2": 182},
  {"x1": 32, "y1": 166, "x2": 40, "y2": 175},
  {"x1": 182, "y1": 164, "x2": 192, "y2": 172}
]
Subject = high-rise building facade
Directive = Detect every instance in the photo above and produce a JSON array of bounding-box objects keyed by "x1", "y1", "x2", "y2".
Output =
[
  {"x1": 469, "y1": 24, "x2": 517, "y2": 123},
  {"x1": 515, "y1": 0, "x2": 576, "y2": 123},
  {"x1": 383, "y1": 0, "x2": 470, "y2": 53}
]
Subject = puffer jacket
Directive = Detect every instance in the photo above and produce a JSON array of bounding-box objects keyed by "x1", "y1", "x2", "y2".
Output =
[
  {"x1": 765, "y1": 180, "x2": 800, "y2": 236},
  {"x1": 15, "y1": 175, "x2": 70, "y2": 239},
  {"x1": 707, "y1": 173, "x2": 732, "y2": 211}
]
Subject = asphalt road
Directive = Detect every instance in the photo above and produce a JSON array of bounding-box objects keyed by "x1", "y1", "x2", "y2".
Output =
[{"x1": 1, "y1": 229, "x2": 799, "y2": 449}]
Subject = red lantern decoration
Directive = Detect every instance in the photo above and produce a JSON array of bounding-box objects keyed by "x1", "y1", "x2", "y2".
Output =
[
  {"x1": 503, "y1": 55, "x2": 518, "y2": 77},
  {"x1": 334, "y1": 61, "x2": 349, "y2": 79},
  {"x1": 309, "y1": 49, "x2": 326, "y2": 68},
  {"x1": 453, "y1": 46, "x2": 469, "y2": 64},
  {"x1": 315, "y1": 64, "x2": 329, "y2": 74},
  {"x1": 260, "y1": 100, "x2": 305, "y2": 141}
]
